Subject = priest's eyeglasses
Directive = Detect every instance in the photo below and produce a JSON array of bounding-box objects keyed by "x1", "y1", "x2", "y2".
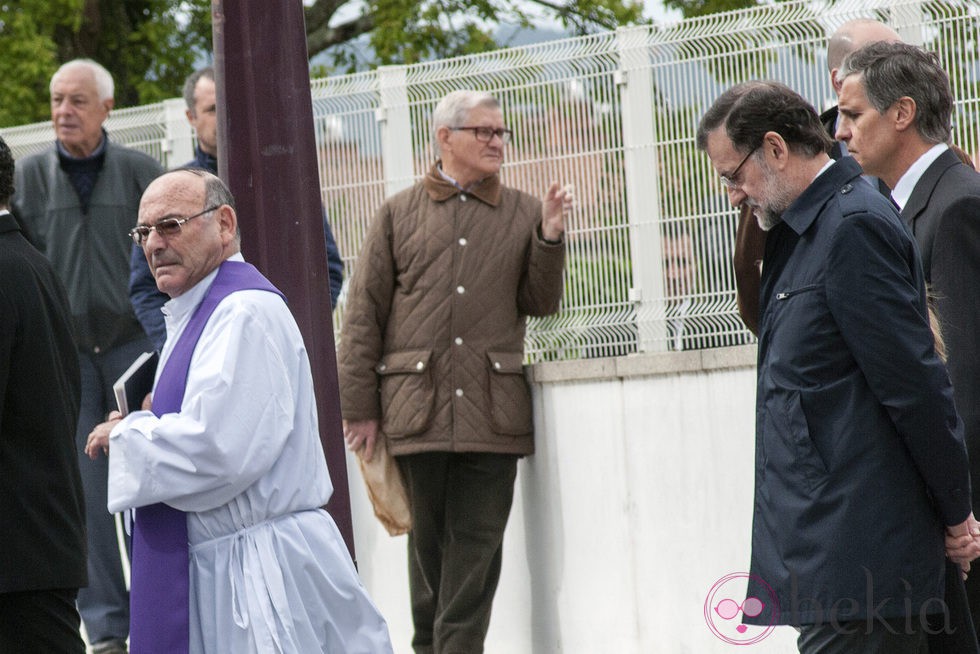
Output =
[
  {"x1": 129, "y1": 205, "x2": 221, "y2": 245},
  {"x1": 719, "y1": 145, "x2": 760, "y2": 190},
  {"x1": 450, "y1": 126, "x2": 513, "y2": 144}
]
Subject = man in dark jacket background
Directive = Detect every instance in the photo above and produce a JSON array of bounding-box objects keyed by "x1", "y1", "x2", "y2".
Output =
[
  {"x1": 699, "y1": 80, "x2": 980, "y2": 652},
  {"x1": 128, "y1": 66, "x2": 345, "y2": 348}
]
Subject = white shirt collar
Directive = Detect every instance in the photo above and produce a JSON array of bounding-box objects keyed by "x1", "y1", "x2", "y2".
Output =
[
  {"x1": 813, "y1": 159, "x2": 835, "y2": 182},
  {"x1": 891, "y1": 143, "x2": 949, "y2": 211},
  {"x1": 162, "y1": 252, "x2": 245, "y2": 322},
  {"x1": 437, "y1": 165, "x2": 465, "y2": 190},
  {"x1": 0, "y1": 209, "x2": 10, "y2": 217}
]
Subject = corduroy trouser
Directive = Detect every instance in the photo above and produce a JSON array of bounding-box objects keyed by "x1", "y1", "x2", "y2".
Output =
[{"x1": 398, "y1": 451, "x2": 518, "y2": 654}]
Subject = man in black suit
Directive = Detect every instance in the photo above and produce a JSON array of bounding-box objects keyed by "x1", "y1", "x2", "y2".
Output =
[
  {"x1": 0, "y1": 137, "x2": 87, "y2": 652},
  {"x1": 837, "y1": 39, "x2": 980, "y2": 631}
]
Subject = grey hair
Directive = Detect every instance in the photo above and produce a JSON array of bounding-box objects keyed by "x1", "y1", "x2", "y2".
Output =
[
  {"x1": 838, "y1": 41, "x2": 952, "y2": 145},
  {"x1": 431, "y1": 90, "x2": 500, "y2": 154},
  {"x1": 51, "y1": 59, "x2": 114, "y2": 101},
  {"x1": 183, "y1": 67, "x2": 215, "y2": 115},
  {"x1": 172, "y1": 167, "x2": 236, "y2": 211},
  {"x1": 696, "y1": 80, "x2": 832, "y2": 158}
]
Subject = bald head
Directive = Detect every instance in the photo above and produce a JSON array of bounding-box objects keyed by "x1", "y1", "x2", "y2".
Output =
[
  {"x1": 827, "y1": 19, "x2": 902, "y2": 93},
  {"x1": 137, "y1": 169, "x2": 239, "y2": 297}
]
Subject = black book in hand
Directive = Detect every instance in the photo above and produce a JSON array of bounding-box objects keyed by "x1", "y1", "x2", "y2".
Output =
[{"x1": 113, "y1": 351, "x2": 159, "y2": 416}]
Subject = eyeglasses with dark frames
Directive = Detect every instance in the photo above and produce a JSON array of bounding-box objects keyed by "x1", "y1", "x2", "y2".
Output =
[
  {"x1": 450, "y1": 126, "x2": 513, "y2": 144},
  {"x1": 719, "y1": 145, "x2": 760, "y2": 190},
  {"x1": 129, "y1": 205, "x2": 221, "y2": 246}
]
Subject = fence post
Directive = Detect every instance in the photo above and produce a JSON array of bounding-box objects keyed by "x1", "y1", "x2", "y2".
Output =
[
  {"x1": 162, "y1": 98, "x2": 194, "y2": 169},
  {"x1": 617, "y1": 25, "x2": 667, "y2": 352},
  {"x1": 377, "y1": 66, "x2": 415, "y2": 197}
]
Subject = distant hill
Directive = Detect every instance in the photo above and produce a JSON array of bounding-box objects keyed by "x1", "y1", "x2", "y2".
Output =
[
  {"x1": 495, "y1": 22, "x2": 571, "y2": 48},
  {"x1": 309, "y1": 21, "x2": 574, "y2": 73}
]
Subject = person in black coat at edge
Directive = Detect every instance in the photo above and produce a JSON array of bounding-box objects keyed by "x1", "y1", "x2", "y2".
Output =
[{"x1": 0, "y1": 136, "x2": 87, "y2": 653}]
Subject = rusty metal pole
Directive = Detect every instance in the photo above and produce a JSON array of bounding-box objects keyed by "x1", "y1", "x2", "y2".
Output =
[{"x1": 211, "y1": 0, "x2": 356, "y2": 558}]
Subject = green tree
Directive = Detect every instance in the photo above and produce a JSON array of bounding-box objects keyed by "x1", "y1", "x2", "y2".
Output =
[
  {"x1": 0, "y1": 0, "x2": 82, "y2": 127},
  {"x1": 0, "y1": 0, "x2": 644, "y2": 128},
  {"x1": 310, "y1": 0, "x2": 643, "y2": 68},
  {"x1": 663, "y1": 0, "x2": 753, "y2": 18},
  {"x1": 0, "y1": 0, "x2": 211, "y2": 127}
]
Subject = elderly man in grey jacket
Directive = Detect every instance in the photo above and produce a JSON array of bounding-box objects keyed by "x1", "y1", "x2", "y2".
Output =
[
  {"x1": 12, "y1": 58, "x2": 162, "y2": 654},
  {"x1": 339, "y1": 89, "x2": 573, "y2": 653}
]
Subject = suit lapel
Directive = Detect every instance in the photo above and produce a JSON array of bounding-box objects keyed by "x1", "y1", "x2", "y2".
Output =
[
  {"x1": 0, "y1": 212, "x2": 21, "y2": 235},
  {"x1": 902, "y1": 149, "x2": 960, "y2": 225}
]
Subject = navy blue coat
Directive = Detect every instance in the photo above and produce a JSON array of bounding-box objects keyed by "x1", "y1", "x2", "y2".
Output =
[{"x1": 746, "y1": 157, "x2": 972, "y2": 626}]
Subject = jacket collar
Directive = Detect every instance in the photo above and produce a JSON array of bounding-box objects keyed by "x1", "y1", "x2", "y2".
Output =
[
  {"x1": 189, "y1": 146, "x2": 218, "y2": 173},
  {"x1": 56, "y1": 128, "x2": 109, "y2": 163},
  {"x1": 782, "y1": 157, "x2": 863, "y2": 236},
  {"x1": 819, "y1": 105, "x2": 844, "y2": 160},
  {"x1": 0, "y1": 210, "x2": 20, "y2": 236},
  {"x1": 900, "y1": 148, "x2": 962, "y2": 223},
  {"x1": 423, "y1": 161, "x2": 501, "y2": 207}
]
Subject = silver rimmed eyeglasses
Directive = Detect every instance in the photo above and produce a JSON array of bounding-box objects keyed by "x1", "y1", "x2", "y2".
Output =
[
  {"x1": 129, "y1": 205, "x2": 221, "y2": 245},
  {"x1": 719, "y1": 145, "x2": 760, "y2": 190},
  {"x1": 450, "y1": 126, "x2": 513, "y2": 144}
]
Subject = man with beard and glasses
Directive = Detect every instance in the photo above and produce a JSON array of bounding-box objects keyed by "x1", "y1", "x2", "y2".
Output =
[
  {"x1": 731, "y1": 18, "x2": 901, "y2": 336},
  {"x1": 697, "y1": 80, "x2": 980, "y2": 653}
]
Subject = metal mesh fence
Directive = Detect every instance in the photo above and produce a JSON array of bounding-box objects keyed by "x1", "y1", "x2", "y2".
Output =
[
  {"x1": 3, "y1": 102, "x2": 171, "y2": 163},
  {"x1": 4, "y1": 0, "x2": 977, "y2": 362}
]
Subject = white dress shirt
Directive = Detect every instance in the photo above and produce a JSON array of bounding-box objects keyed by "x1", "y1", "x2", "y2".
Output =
[{"x1": 890, "y1": 143, "x2": 949, "y2": 211}]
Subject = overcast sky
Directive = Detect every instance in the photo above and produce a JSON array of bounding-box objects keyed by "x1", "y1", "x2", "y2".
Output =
[
  {"x1": 524, "y1": 0, "x2": 683, "y2": 32},
  {"x1": 644, "y1": 0, "x2": 683, "y2": 24}
]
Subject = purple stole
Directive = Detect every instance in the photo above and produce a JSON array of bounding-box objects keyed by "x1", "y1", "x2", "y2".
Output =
[{"x1": 129, "y1": 260, "x2": 284, "y2": 654}]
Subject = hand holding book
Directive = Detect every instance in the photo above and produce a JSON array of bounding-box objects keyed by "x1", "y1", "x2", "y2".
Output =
[
  {"x1": 113, "y1": 351, "x2": 158, "y2": 417},
  {"x1": 85, "y1": 411, "x2": 122, "y2": 459},
  {"x1": 85, "y1": 351, "x2": 159, "y2": 459}
]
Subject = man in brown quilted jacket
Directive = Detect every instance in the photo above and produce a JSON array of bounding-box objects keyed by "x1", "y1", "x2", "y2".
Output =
[{"x1": 339, "y1": 89, "x2": 573, "y2": 654}]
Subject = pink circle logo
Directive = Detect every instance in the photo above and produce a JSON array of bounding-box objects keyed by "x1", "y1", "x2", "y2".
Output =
[{"x1": 704, "y1": 572, "x2": 780, "y2": 645}]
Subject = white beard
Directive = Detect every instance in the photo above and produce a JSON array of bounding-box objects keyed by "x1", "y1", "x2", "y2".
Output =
[
  {"x1": 756, "y1": 209, "x2": 782, "y2": 231},
  {"x1": 752, "y1": 160, "x2": 793, "y2": 231}
]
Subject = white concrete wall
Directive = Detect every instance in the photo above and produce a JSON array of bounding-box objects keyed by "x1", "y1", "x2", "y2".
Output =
[{"x1": 345, "y1": 345, "x2": 800, "y2": 652}]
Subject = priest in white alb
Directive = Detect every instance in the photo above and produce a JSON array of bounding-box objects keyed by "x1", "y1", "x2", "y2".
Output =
[{"x1": 86, "y1": 168, "x2": 392, "y2": 654}]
